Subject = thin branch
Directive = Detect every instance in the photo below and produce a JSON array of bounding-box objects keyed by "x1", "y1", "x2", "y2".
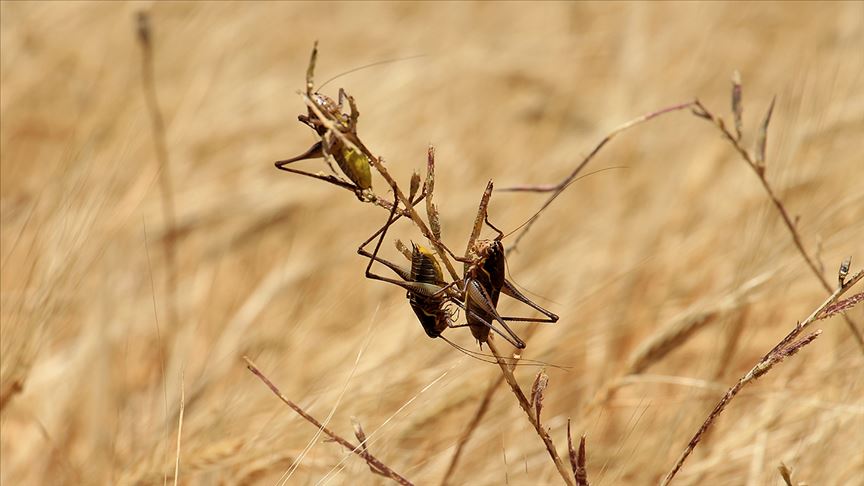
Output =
[
  {"x1": 691, "y1": 99, "x2": 864, "y2": 351},
  {"x1": 173, "y1": 371, "x2": 185, "y2": 486},
  {"x1": 661, "y1": 268, "x2": 864, "y2": 485},
  {"x1": 503, "y1": 101, "x2": 696, "y2": 253},
  {"x1": 351, "y1": 417, "x2": 389, "y2": 478},
  {"x1": 818, "y1": 291, "x2": 863, "y2": 320},
  {"x1": 487, "y1": 340, "x2": 576, "y2": 486},
  {"x1": 439, "y1": 375, "x2": 505, "y2": 486},
  {"x1": 243, "y1": 357, "x2": 413, "y2": 486}
]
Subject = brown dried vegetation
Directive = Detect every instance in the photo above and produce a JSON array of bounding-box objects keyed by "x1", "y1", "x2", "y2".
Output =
[{"x1": 2, "y1": 3, "x2": 863, "y2": 485}]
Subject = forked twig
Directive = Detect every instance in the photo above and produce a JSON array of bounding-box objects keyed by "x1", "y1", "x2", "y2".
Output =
[
  {"x1": 660, "y1": 267, "x2": 864, "y2": 485},
  {"x1": 503, "y1": 101, "x2": 696, "y2": 253},
  {"x1": 691, "y1": 97, "x2": 864, "y2": 351},
  {"x1": 486, "y1": 340, "x2": 576, "y2": 486},
  {"x1": 243, "y1": 357, "x2": 413, "y2": 486},
  {"x1": 567, "y1": 421, "x2": 589, "y2": 486},
  {"x1": 351, "y1": 417, "x2": 390, "y2": 478}
]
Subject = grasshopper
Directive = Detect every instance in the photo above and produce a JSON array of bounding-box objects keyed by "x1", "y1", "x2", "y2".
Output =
[
  {"x1": 359, "y1": 182, "x2": 559, "y2": 350},
  {"x1": 358, "y1": 196, "x2": 460, "y2": 340},
  {"x1": 458, "y1": 181, "x2": 559, "y2": 349},
  {"x1": 275, "y1": 42, "x2": 373, "y2": 198}
]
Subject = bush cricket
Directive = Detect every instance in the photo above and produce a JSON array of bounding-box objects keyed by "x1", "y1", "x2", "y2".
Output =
[
  {"x1": 275, "y1": 42, "x2": 373, "y2": 198},
  {"x1": 360, "y1": 183, "x2": 559, "y2": 351}
]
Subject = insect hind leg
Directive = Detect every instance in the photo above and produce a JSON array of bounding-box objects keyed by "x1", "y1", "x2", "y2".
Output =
[
  {"x1": 464, "y1": 280, "x2": 527, "y2": 349},
  {"x1": 499, "y1": 280, "x2": 559, "y2": 324}
]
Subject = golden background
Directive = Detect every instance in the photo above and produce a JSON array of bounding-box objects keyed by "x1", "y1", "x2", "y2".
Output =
[{"x1": 1, "y1": 2, "x2": 862, "y2": 484}]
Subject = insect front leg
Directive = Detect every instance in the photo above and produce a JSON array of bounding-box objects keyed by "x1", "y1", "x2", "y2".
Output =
[
  {"x1": 484, "y1": 213, "x2": 505, "y2": 240},
  {"x1": 340, "y1": 88, "x2": 360, "y2": 132}
]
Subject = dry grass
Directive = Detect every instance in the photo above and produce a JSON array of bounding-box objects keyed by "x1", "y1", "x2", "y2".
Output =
[{"x1": 2, "y1": 2, "x2": 863, "y2": 485}]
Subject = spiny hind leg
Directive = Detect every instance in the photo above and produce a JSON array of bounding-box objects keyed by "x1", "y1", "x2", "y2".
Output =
[
  {"x1": 275, "y1": 141, "x2": 324, "y2": 167},
  {"x1": 499, "y1": 280, "x2": 559, "y2": 323},
  {"x1": 274, "y1": 147, "x2": 357, "y2": 193},
  {"x1": 465, "y1": 280, "x2": 526, "y2": 349}
]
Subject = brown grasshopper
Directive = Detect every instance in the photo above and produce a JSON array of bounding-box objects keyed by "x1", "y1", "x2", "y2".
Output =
[
  {"x1": 358, "y1": 195, "x2": 459, "y2": 340},
  {"x1": 359, "y1": 181, "x2": 558, "y2": 350},
  {"x1": 275, "y1": 42, "x2": 373, "y2": 198},
  {"x1": 458, "y1": 181, "x2": 559, "y2": 349}
]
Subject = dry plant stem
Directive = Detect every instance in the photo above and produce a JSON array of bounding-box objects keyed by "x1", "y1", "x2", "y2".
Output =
[
  {"x1": 691, "y1": 100, "x2": 864, "y2": 351},
  {"x1": 566, "y1": 421, "x2": 589, "y2": 486},
  {"x1": 173, "y1": 372, "x2": 185, "y2": 486},
  {"x1": 243, "y1": 357, "x2": 413, "y2": 486},
  {"x1": 439, "y1": 375, "x2": 505, "y2": 486},
  {"x1": 142, "y1": 220, "x2": 171, "y2": 486},
  {"x1": 425, "y1": 146, "x2": 442, "y2": 242},
  {"x1": 351, "y1": 418, "x2": 389, "y2": 478},
  {"x1": 504, "y1": 101, "x2": 696, "y2": 253},
  {"x1": 136, "y1": 12, "x2": 179, "y2": 331},
  {"x1": 660, "y1": 269, "x2": 864, "y2": 486},
  {"x1": 778, "y1": 462, "x2": 794, "y2": 486},
  {"x1": 819, "y1": 292, "x2": 864, "y2": 320},
  {"x1": 300, "y1": 94, "x2": 460, "y2": 282},
  {"x1": 486, "y1": 340, "x2": 576, "y2": 486}
]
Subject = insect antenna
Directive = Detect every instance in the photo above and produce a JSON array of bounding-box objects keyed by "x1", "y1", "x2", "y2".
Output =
[
  {"x1": 501, "y1": 166, "x2": 628, "y2": 241},
  {"x1": 439, "y1": 335, "x2": 570, "y2": 370},
  {"x1": 502, "y1": 256, "x2": 562, "y2": 305},
  {"x1": 486, "y1": 167, "x2": 627, "y2": 313},
  {"x1": 317, "y1": 54, "x2": 427, "y2": 92}
]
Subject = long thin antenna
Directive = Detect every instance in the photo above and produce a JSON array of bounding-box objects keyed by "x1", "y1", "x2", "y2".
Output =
[
  {"x1": 317, "y1": 54, "x2": 427, "y2": 91},
  {"x1": 503, "y1": 166, "x2": 627, "y2": 240},
  {"x1": 439, "y1": 335, "x2": 569, "y2": 370}
]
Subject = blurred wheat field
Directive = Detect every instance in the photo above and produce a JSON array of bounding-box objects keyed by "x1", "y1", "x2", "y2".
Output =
[{"x1": 2, "y1": 1, "x2": 863, "y2": 485}]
